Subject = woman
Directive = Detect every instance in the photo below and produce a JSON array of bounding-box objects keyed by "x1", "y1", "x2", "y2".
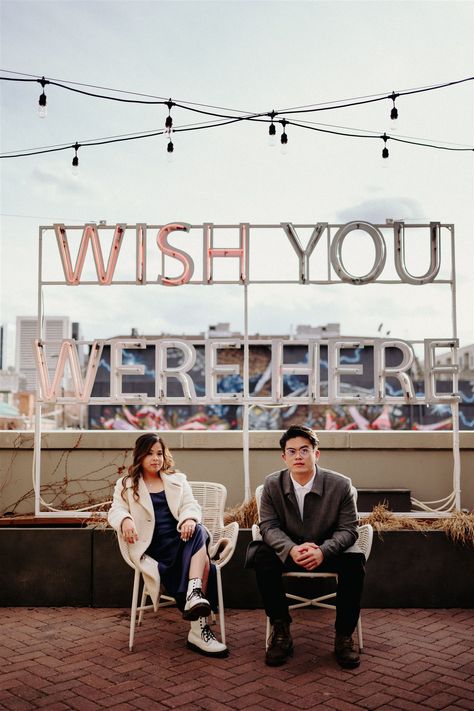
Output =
[{"x1": 108, "y1": 432, "x2": 228, "y2": 657}]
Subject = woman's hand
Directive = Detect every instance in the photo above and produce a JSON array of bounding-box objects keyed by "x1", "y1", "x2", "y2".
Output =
[
  {"x1": 181, "y1": 519, "x2": 196, "y2": 541},
  {"x1": 121, "y1": 517, "x2": 138, "y2": 545}
]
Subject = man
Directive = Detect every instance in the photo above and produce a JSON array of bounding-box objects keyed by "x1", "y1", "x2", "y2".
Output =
[{"x1": 252, "y1": 424, "x2": 365, "y2": 668}]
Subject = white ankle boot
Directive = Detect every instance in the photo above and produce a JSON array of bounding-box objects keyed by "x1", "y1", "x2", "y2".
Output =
[
  {"x1": 187, "y1": 617, "x2": 228, "y2": 658},
  {"x1": 182, "y1": 578, "x2": 211, "y2": 621}
]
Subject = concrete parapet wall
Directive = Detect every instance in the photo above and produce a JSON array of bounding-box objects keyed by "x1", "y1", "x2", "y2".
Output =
[{"x1": 0, "y1": 430, "x2": 473, "y2": 515}]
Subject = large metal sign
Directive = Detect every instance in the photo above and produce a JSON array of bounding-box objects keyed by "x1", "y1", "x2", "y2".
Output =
[{"x1": 33, "y1": 221, "x2": 460, "y2": 514}]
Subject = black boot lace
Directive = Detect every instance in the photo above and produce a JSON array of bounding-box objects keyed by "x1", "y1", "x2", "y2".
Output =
[
  {"x1": 187, "y1": 588, "x2": 203, "y2": 602},
  {"x1": 201, "y1": 624, "x2": 216, "y2": 643}
]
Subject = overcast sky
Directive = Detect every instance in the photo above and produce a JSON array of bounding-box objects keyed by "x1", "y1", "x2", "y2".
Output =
[{"x1": 1, "y1": 0, "x2": 473, "y2": 360}]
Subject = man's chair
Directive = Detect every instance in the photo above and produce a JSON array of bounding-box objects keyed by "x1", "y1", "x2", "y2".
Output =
[
  {"x1": 128, "y1": 481, "x2": 239, "y2": 651},
  {"x1": 252, "y1": 484, "x2": 373, "y2": 651}
]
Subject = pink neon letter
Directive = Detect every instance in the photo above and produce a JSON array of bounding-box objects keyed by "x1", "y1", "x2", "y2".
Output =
[
  {"x1": 157, "y1": 223, "x2": 194, "y2": 286},
  {"x1": 54, "y1": 223, "x2": 125, "y2": 285},
  {"x1": 34, "y1": 339, "x2": 103, "y2": 402}
]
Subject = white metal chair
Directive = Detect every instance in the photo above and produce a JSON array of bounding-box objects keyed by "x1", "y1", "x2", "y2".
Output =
[
  {"x1": 128, "y1": 481, "x2": 239, "y2": 651},
  {"x1": 252, "y1": 484, "x2": 373, "y2": 651}
]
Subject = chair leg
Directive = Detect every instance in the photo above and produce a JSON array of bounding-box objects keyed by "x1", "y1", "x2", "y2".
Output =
[
  {"x1": 357, "y1": 615, "x2": 363, "y2": 652},
  {"x1": 129, "y1": 568, "x2": 141, "y2": 652},
  {"x1": 265, "y1": 616, "x2": 271, "y2": 650},
  {"x1": 216, "y1": 566, "x2": 226, "y2": 646},
  {"x1": 137, "y1": 583, "x2": 148, "y2": 626}
]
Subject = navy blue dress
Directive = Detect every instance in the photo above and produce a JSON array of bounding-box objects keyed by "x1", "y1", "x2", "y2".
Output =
[{"x1": 145, "y1": 491, "x2": 218, "y2": 612}]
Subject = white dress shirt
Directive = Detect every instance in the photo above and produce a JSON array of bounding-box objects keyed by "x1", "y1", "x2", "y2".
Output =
[{"x1": 290, "y1": 471, "x2": 316, "y2": 520}]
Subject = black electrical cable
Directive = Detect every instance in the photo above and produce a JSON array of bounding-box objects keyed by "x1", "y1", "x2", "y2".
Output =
[
  {"x1": 1, "y1": 72, "x2": 472, "y2": 121},
  {"x1": 291, "y1": 120, "x2": 474, "y2": 151},
  {"x1": 1, "y1": 71, "x2": 473, "y2": 159}
]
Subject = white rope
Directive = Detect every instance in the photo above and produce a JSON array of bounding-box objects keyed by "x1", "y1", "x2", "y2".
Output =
[{"x1": 411, "y1": 491, "x2": 456, "y2": 513}]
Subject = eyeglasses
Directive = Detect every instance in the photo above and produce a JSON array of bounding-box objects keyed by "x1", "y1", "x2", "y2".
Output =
[{"x1": 284, "y1": 446, "x2": 314, "y2": 457}]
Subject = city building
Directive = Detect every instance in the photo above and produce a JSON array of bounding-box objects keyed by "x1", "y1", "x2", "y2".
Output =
[
  {"x1": 436, "y1": 343, "x2": 474, "y2": 379},
  {"x1": 15, "y1": 316, "x2": 71, "y2": 392}
]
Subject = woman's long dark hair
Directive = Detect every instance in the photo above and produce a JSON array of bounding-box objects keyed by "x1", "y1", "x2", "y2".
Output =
[{"x1": 121, "y1": 433, "x2": 175, "y2": 501}]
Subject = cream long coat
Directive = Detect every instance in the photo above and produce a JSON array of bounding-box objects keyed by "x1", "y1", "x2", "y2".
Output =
[{"x1": 108, "y1": 472, "x2": 202, "y2": 609}]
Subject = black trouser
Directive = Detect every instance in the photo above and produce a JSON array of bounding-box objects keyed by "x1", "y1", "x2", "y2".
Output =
[{"x1": 253, "y1": 542, "x2": 366, "y2": 635}]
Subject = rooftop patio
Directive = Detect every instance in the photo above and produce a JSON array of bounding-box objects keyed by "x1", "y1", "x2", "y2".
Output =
[{"x1": 1, "y1": 607, "x2": 473, "y2": 710}]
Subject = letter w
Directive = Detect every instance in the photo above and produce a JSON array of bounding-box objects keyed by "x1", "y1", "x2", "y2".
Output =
[
  {"x1": 34, "y1": 339, "x2": 103, "y2": 402},
  {"x1": 54, "y1": 223, "x2": 125, "y2": 284}
]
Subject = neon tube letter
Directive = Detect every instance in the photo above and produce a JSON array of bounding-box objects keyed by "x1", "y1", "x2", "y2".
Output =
[
  {"x1": 157, "y1": 223, "x2": 194, "y2": 286},
  {"x1": 155, "y1": 340, "x2": 197, "y2": 400},
  {"x1": 330, "y1": 222, "x2": 386, "y2": 284},
  {"x1": 281, "y1": 223, "x2": 327, "y2": 283},
  {"x1": 54, "y1": 223, "x2": 125, "y2": 285},
  {"x1": 34, "y1": 339, "x2": 103, "y2": 402},
  {"x1": 373, "y1": 339, "x2": 416, "y2": 403},
  {"x1": 204, "y1": 223, "x2": 249, "y2": 284}
]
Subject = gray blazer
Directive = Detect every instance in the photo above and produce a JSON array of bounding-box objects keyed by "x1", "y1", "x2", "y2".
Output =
[{"x1": 259, "y1": 465, "x2": 358, "y2": 563}]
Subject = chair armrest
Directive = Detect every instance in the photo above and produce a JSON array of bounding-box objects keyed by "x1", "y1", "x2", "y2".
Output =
[
  {"x1": 210, "y1": 521, "x2": 239, "y2": 568},
  {"x1": 341, "y1": 524, "x2": 373, "y2": 559},
  {"x1": 251, "y1": 523, "x2": 262, "y2": 542}
]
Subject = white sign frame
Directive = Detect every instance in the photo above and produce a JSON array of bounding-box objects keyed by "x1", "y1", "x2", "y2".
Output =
[{"x1": 33, "y1": 221, "x2": 460, "y2": 516}]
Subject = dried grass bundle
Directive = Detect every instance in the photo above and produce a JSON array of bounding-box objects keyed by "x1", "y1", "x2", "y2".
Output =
[
  {"x1": 224, "y1": 496, "x2": 258, "y2": 528},
  {"x1": 360, "y1": 503, "x2": 429, "y2": 532},
  {"x1": 432, "y1": 510, "x2": 474, "y2": 547}
]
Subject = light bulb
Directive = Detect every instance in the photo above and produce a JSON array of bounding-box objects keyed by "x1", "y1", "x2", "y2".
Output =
[
  {"x1": 268, "y1": 122, "x2": 276, "y2": 147},
  {"x1": 388, "y1": 92, "x2": 399, "y2": 131},
  {"x1": 72, "y1": 155, "x2": 79, "y2": 176},
  {"x1": 38, "y1": 92, "x2": 47, "y2": 118}
]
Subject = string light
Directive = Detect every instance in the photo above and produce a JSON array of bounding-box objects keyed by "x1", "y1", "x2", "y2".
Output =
[
  {"x1": 2, "y1": 71, "x2": 472, "y2": 124},
  {"x1": 280, "y1": 119, "x2": 288, "y2": 154},
  {"x1": 390, "y1": 91, "x2": 399, "y2": 120},
  {"x1": 1, "y1": 72, "x2": 473, "y2": 163},
  {"x1": 165, "y1": 98, "x2": 174, "y2": 140},
  {"x1": 71, "y1": 142, "x2": 80, "y2": 175},
  {"x1": 268, "y1": 110, "x2": 277, "y2": 146},
  {"x1": 38, "y1": 76, "x2": 48, "y2": 118}
]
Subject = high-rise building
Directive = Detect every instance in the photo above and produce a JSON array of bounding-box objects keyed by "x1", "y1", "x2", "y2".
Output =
[
  {"x1": 15, "y1": 316, "x2": 71, "y2": 391},
  {"x1": 0, "y1": 322, "x2": 16, "y2": 369}
]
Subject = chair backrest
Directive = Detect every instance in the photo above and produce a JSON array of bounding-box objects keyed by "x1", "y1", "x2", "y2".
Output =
[{"x1": 190, "y1": 481, "x2": 228, "y2": 545}]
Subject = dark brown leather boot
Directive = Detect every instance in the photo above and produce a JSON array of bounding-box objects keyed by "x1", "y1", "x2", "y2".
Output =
[
  {"x1": 334, "y1": 633, "x2": 360, "y2": 668},
  {"x1": 265, "y1": 620, "x2": 293, "y2": 666}
]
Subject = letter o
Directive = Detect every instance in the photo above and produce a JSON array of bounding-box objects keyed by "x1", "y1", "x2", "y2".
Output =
[{"x1": 330, "y1": 222, "x2": 386, "y2": 284}]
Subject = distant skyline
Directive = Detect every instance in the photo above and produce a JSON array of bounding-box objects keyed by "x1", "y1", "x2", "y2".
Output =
[{"x1": 1, "y1": 1, "x2": 473, "y2": 351}]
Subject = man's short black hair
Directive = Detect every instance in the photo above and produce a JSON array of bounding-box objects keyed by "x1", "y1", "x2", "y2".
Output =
[{"x1": 279, "y1": 425, "x2": 320, "y2": 451}]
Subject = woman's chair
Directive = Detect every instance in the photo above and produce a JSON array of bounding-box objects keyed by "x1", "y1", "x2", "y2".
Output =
[
  {"x1": 128, "y1": 481, "x2": 239, "y2": 651},
  {"x1": 252, "y1": 484, "x2": 373, "y2": 651}
]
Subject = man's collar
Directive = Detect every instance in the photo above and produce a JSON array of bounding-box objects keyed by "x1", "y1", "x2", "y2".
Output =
[
  {"x1": 290, "y1": 471, "x2": 315, "y2": 490},
  {"x1": 283, "y1": 464, "x2": 323, "y2": 496}
]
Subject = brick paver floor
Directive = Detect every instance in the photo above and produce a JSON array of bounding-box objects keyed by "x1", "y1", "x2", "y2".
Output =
[{"x1": 0, "y1": 607, "x2": 473, "y2": 710}]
